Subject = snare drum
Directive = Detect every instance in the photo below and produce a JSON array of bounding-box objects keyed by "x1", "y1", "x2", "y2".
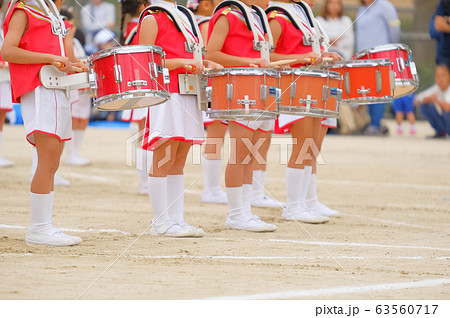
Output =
[
  {"x1": 353, "y1": 44, "x2": 419, "y2": 98},
  {"x1": 278, "y1": 69, "x2": 343, "y2": 118},
  {"x1": 207, "y1": 68, "x2": 280, "y2": 120},
  {"x1": 327, "y1": 59, "x2": 394, "y2": 104},
  {"x1": 88, "y1": 45, "x2": 170, "y2": 111}
]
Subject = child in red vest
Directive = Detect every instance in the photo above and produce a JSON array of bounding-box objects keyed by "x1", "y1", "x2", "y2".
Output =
[
  {"x1": 206, "y1": 0, "x2": 277, "y2": 232},
  {"x1": 2, "y1": 0, "x2": 87, "y2": 245},
  {"x1": 139, "y1": 0, "x2": 221, "y2": 237}
]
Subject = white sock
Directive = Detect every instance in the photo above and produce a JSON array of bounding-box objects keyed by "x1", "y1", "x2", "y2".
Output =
[
  {"x1": 72, "y1": 130, "x2": 85, "y2": 157},
  {"x1": 29, "y1": 192, "x2": 54, "y2": 234},
  {"x1": 129, "y1": 122, "x2": 139, "y2": 137},
  {"x1": 31, "y1": 147, "x2": 38, "y2": 178},
  {"x1": 252, "y1": 170, "x2": 266, "y2": 198},
  {"x1": 202, "y1": 157, "x2": 223, "y2": 194},
  {"x1": 226, "y1": 186, "x2": 244, "y2": 219},
  {"x1": 242, "y1": 184, "x2": 253, "y2": 212},
  {"x1": 306, "y1": 173, "x2": 320, "y2": 206},
  {"x1": 136, "y1": 147, "x2": 149, "y2": 189},
  {"x1": 147, "y1": 176, "x2": 171, "y2": 225},
  {"x1": 286, "y1": 166, "x2": 312, "y2": 210},
  {"x1": 167, "y1": 174, "x2": 185, "y2": 225}
]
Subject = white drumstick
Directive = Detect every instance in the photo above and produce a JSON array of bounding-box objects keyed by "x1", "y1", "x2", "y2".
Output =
[
  {"x1": 249, "y1": 63, "x2": 259, "y2": 68},
  {"x1": 53, "y1": 62, "x2": 83, "y2": 73},
  {"x1": 270, "y1": 59, "x2": 297, "y2": 67}
]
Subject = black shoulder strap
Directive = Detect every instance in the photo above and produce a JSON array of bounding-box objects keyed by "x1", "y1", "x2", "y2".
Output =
[
  {"x1": 177, "y1": 5, "x2": 199, "y2": 37},
  {"x1": 138, "y1": 5, "x2": 182, "y2": 33},
  {"x1": 251, "y1": 5, "x2": 268, "y2": 34},
  {"x1": 213, "y1": 0, "x2": 252, "y2": 32},
  {"x1": 295, "y1": 1, "x2": 315, "y2": 28},
  {"x1": 265, "y1": 5, "x2": 301, "y2": 30}
]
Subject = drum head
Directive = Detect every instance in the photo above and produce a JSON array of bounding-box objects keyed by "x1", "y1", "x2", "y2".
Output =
[{"x1": 95, "y1": 91, "x2": 170, "y2": 111}]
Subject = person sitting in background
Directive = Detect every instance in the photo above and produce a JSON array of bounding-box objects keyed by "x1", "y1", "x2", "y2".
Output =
[
  {"x1": 414, "y1": 64, "x2": 450, "y2": 139},
  {"x1": 316, "y1": 0, "x2": 354, "y2": 60},
  {"x1": 434, "y1": 0, "x2": 450, "y2": 66},
  {"x1": 393, "y1": 93, "x2": 416, "y2": 136}
]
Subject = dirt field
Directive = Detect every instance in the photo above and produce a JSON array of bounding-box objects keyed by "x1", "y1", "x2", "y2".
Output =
[{"x1": 0, "y1": 119, "x2": 449, "y2": 300}]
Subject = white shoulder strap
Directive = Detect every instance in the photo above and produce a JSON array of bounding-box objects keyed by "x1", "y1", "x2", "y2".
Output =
[{"x1": 124, "y1": 25, "x2": 138, "y2": 45}]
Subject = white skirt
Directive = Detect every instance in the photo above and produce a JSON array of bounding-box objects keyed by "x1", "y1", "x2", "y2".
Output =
[
  {"x1": 122, "y1": 107, "x2": 148, "y2": 122},
  {"x1": 142, "y1": 93, "x2": 204, "y2": 150},
  {"x1": 69, "y1": 89, "x2": 91, "y2": 120},
  {"x1": 230, "y1": 119, "x2": 274, "y2": 132},
  {"x1": 21, "y1": 86, "x2": 72, "y2": 146},
  {"x1": 0, "y1": 82, "x2": 13, "y2": 111},
  {"x1": 276, "y1": 114, "x2": 337, "y2": 134}
]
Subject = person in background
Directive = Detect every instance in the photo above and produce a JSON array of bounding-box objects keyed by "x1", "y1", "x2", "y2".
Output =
[
  {"x1": 0, "y1": 0, "x2": 14, "y2": 167},
  {"x1": 414, "y1": 64, "x2": 450, "y2": 139},
  {"x1": 355, "y1": 0, "x2": 401, "y2": 136},
  {"x1": 392, "y1": 93, "x2": 416, "y2": 136},
  {"x1": 434, "y1": 0, "x2": 450, "y2": 66},
  {"x1": 81, "y1": 0, "x2": 116, "y2": 54},
  {"x1": 316, "y1": 0, "x2": 354, "y2": 60}
]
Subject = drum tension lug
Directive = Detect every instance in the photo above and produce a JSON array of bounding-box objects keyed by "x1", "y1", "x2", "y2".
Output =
[{"x1": 357, "y1": 86, "x2": 370, "y2": 97}]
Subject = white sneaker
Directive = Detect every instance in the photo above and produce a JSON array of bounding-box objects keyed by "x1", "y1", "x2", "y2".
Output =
[
  {"x1": 307, "y1": 201, "x2": 341, "y2": 218},
  {"x1": 201, "y1": 190, "x2": 228, "y2": 204},
  {"x1": 0, "y1": 157, "x2": 13, "y2": 167},
  {"x1": 179, "y1": 222, "x2": 206, "y2": 237},
  {"x1": 225, "y1": 213, "x2": 277, "y2": 232},
  {"x1": 65, "y1": 155, "x2": 91, "y2": 166},
  {"x1": 149, "y1": 220, "x2": 204, "y2": 237},
  {"x1": 25, "y1": 229, "x2": 82, "y2": 246},
  {"x1": 54, "y1": 174, "x2": 70, "y2": 187},
  {"x1": 281, "y1": 208, "x2": 330, "y2": 224},
  {"x1": 252, "y1": 194, "x2": 284, "y2": 208}
]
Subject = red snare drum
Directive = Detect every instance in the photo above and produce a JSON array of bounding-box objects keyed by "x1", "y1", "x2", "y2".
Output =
[
  {"x1": 353, "y1": 44, "x2": 419, "y2": 98},
  {"x1": 88, "y1": 45, "x2": 170, "y2": 111},
  {"x1": 278, "y1": 69, "x2": 343, "y2": 118},
  {"x1": 207, "y1": 68, "x2": 280, "y2": 120},
  {"x1": 327, "y1": 59, "x2": 394, "y2": 104}
]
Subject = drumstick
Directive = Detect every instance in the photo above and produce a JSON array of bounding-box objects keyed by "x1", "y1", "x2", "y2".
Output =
[
  {"x1": 322, "y1": 57, "x2": 334, "y2": 62},
  {"x1": 53, "y1": 62, "x2": 84, "y2": 73},
  {"x1": 249, "y1": 63, "x2": 259, "y2": 68},
  {"x1": 184, "y1": 65, "x2": 193, "y2": 71},
  {"x1": 303, "y1": 57, "x2": 335, "y2": 63},
  {"x1": 270, "y1": 59, "x2": 297, "y2": 67}
]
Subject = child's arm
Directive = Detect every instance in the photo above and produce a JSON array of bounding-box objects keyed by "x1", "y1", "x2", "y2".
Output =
[
  {"x1": 268, "y1": 18, "x2": 321, "y2": 66},
  {"x1": 139, "y1": 15, "x2": 204, "y2": 74},
  {"x1": 2, "y1": 9, "x2": 71, "y2": 72},
  {"x1": 206, "y1": 15, "x2": 269, "y2": 68},
  {"x1": 64, "y1": 23, "x2": 78, "y2": 63}
]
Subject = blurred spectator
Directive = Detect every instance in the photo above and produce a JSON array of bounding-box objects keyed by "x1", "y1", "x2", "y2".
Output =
[
  {"x1": 392, "y1": 93, "x2": 416, "y2": 136},
  {"x1": 81, "y1": 0, "x2": 116, "y2": 54},
  {"x1": 434, "y1": 0, "x2": 450, "y2": 67},
  {"x1": 316, "y1": 0, "x2": 354, "y2": 60},
  {"x1": 355, "y1": 0, "x2": 401, "y2": 136},
  {"x1": 414, "y1": 64, "x2": 450, "y2": 139},
  {"x1": 93, "y1": 29, "x2": 116, "y2": 51}
]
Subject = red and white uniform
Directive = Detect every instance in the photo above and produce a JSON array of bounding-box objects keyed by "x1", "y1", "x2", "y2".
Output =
[
  {"x1": 3, "y1": 0, "x2": 71, "y2": 145},
  {"x1": 139, "y1": 0, "x2": 204, "y2": 150},
  {"x1": 268, "y1": 1, "x2": 336, "y2": 133},
  {"x1": 208, "y1": 5, "x2": 274, "y2": 132},
  {"x1": 121, "y1": 18, "x2": 148, "y2": 123},
  {"x1": 0, "y1": 29, "x2": 12, "y2": 111}
]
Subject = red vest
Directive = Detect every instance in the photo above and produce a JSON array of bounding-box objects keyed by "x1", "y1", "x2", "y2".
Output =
[
  {"x1": 126, "y1": 21, "x2": 139, "y2": 45},
  {"x1": 3, "y1": 1, "x2": 65, "y2": 102},
  {"x1": 138, "y1": 10, "x2": 200, "y2": 93},
  {"x1": 268, "y1": 11, "x2": 314, "y2": 67},
  {"x1": 208, "y1": 6, "x2": 264, "y2": 64}
]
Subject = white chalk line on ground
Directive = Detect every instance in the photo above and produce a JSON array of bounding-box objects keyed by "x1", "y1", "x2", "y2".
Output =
[
  {"x1": 205, "y1": 278, "x2": 450, "y2": 300},
  {"x1": 1, "y1": 224, "x2": 448, "y2": 252},
  {"x1": 0, "y1": 224, "x2": 131, "y2": 235},
  {"x1": 349, "y1": 215, "x2": 432, "y2": 230},
  {"x1": 184, "y1": 173, "x2": 450, "y2": 192}
]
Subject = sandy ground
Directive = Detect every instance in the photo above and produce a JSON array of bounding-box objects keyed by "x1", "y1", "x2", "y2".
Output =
[{"x1": 0, "y1": 119, "x2": 449, "y2": 300}]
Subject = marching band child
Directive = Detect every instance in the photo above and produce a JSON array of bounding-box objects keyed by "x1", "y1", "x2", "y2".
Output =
[
  {"x1": 0, "y1": 0, "x2": 14, "y2": 168},
  {"x1": 187, "y1": 0, "x2": 229, "y2": 204},
  {"x1": 206, "y1": 0, "x2": 277, "y2": 231},
  {"x1": 267, "y1": 0, "x2": 341, "y2": 223},
  {"x1": 2, "y1": 0, "x2": 87, "y2": 245},
  {"x1": 120, "y1": 0, "x2": 150, "y2": 194},
  {"x1": 139, "y1": 0, "x2": 221, "y2": 237}
]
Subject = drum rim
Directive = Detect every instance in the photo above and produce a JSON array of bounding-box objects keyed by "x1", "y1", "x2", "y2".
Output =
[
  {"x1": 88, "y1": 45, "x2": 165, "y2": 62},
  {"x1": 278, "y1": 68, "x2": 342, "y2": 80},
  {"x1": 354, "y1": 43, "x2": 411, "y2": 58},
  {"x1": 208, "y1": 68, "x2": 280, "y2": 77},
  {"x1": 327, "y1": 58, "x2": 392, "y2": 68},
  {"x1": 94, "y1": 90, "x2": 170, "y2": 109}
]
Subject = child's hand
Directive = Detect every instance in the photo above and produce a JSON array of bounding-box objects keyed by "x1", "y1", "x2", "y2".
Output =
[
  {"x1": 203, "y1": 59, "x2": 222, "y2": 70},
  {"x1": 249, "y1": 58, "x2": 269, "y2": 68},
  {"x1": 52, "y1": 56, "x2": 71, "y2": 72},
  {"x1": 322, "y1": 51, "x2": 343, "y2": 62},
  {"x1": 298, "y1": 52, "x2": 321, "y2": 64},
  {"x1": 72, "y1": 61, "x2": 89, "y2": 73},
  {"x1": 183, "y1": 59, "x2": 204, "y2": 75}
]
